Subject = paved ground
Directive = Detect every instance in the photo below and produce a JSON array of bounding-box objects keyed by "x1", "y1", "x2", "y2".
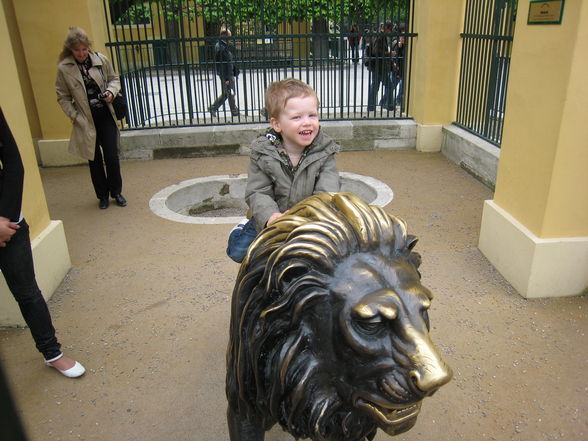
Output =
[{"x1": 1, "y1": 150, "x2": 586, "y2": 441}]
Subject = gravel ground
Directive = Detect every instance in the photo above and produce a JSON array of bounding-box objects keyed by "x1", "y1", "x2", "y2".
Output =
[{"x1": 1, "y1": 150, "x2": 586, "y2": 441}]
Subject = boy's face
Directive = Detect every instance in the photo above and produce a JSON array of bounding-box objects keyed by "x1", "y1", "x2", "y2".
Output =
[{"x1": 270, "y1": 95, "x2": 319, "y2": 152}]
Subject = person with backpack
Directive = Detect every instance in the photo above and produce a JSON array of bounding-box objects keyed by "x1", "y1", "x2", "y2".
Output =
[{"x1": 209, "y1": 28, "x2": 240, "y2": 118}]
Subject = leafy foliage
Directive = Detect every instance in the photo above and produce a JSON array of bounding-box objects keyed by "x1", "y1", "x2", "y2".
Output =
[{"x1": 109, "y1": 0, "x2": 408, "y2": 28}]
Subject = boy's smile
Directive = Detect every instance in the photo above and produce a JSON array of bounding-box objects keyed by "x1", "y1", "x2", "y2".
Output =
[{"x1": 271, "y1": 95, "x2": 320, "y2": 153}]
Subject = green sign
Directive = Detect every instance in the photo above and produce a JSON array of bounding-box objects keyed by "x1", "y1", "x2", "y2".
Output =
[{"x1": 528, "y1": 0, "x2": 565, "y2": 25}]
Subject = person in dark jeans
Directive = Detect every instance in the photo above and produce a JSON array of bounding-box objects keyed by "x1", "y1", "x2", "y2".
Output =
[
  {"x1": 55, "y1": 26, "x2": 126, "y2": 210},
  {"x1": 348, "y1": 24, "x2": 361, "y2": 63},
  {"x1": 367, "y1": 21, "x2": 393, "y2": 112},
  {"x1": 209, "y1": 28, "x2": 240, "y2": 118},
  {"x1": 0, "y1": 108, "x2": 85, "y2": 378},
  {"x1": 385, "y1": 22, "x2": 406, "y2": 110}
]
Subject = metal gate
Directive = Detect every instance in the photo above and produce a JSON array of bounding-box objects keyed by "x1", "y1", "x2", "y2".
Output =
[
  {"x1": 456, "y1": 0, "x2": 517, "y2": 146},
  {"x1": 103, "y1": 0, "x2": 415, "y2": 129}
]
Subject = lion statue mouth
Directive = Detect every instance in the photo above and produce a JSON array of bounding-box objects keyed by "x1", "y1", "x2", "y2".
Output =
[{"x1": 355, "y1": 398, "x2": 422, "y2": 434}]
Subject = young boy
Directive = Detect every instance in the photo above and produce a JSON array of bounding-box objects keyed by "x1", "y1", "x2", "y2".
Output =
[{"x1": 226, "y1": 78, "x2": 340, "y2": 263}]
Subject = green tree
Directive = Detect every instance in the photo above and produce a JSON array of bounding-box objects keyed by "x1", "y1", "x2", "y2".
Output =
[
  {"x1": 110, "y1": 0, "x2": 407, "y2": 28},
  {"x1": 109, "y1": 0, "x2": 408, "y2": 62},
  {"x1": 197, "y1": 0, "x2": 407, "y2": 28}
]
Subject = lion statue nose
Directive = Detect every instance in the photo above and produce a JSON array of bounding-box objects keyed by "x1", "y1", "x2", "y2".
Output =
[
  {"x1": 410, "y1": 362, "x2": 453, "y2": 396},
  {"x1": 409, "y1": 334, "x2": 453, "y2": 396}
]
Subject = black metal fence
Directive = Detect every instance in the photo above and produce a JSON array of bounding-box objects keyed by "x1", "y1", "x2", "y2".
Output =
[
  {"x1": 103, "y1": 0, "x2": 415, "y2": 129},
  {"x1": 456, "y1": 0, "x2": 517, "y2": 146}
]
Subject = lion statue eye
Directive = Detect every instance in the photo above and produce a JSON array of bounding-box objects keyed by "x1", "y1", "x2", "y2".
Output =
[{"x1": 356, "y1": 317, "x2": 385, "y2": 334}]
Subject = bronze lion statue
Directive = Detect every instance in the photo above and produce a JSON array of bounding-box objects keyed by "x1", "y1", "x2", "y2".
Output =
[{"x1": 226, "y1": 193, "x2": 452, "y2": 441}]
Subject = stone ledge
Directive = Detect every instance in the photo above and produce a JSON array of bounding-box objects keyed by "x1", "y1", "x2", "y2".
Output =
[
  {"x1": 38, "y1": 120, "x2": 417, "y2": 165},
  {"x1": 441, "y1": 124, "x2": 500, "y2": 189},
  {"x1": 120, "y1": 119, "x2": 416, "y2": 160}
]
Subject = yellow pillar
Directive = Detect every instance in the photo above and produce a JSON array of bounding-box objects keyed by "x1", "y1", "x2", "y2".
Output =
[
  {"x1": 479, "y1": 0, "x2": 588, "y2": 298},
  {"x1": 0, "y1": 0, "x2": 71, "y2": 326},
  {"x1": 11, "y1": 0, "x2": 110, "y2": 166},
  {"x1": 410, "y1": 0, "x2": 465, "y2": 152}
]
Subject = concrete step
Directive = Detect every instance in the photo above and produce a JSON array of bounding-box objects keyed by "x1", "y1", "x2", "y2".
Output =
[{"x1": 120, "y1": 119, "x2": 417, "y2": 160}]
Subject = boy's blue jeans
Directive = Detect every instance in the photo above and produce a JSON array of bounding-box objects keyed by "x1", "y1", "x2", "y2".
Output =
[{"x1": 226, "y1": 218, "x2": 258, "y2": 263}]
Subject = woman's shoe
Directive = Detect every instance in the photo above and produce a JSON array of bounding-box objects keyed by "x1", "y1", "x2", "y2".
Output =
[
  {"x1": 45, "y1": 354, "x2": 86, "y2": 378},
  {"x1": 113, "y1": 194, "x2": 127, "y2": 207}
]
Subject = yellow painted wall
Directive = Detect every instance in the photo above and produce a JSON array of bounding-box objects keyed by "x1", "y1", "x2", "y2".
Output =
[
  {"x1": 494, "y1": 0, "x2": 588, "y2": 238},
  {"x1": 0, "y1": 1, "x2": 50, "y2": 239},
  {"x1": 411, "y1": 0, "x2": 465, "y2": 124},
  {"x1": 2, "y1": 0, "x2": 42, "y2": 148},
  {"x1": 11, "y1": 0, "x2": 109, "y2": 141}
]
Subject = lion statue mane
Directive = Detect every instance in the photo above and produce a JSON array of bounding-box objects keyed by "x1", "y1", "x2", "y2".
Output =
[{"x1": 226, "y1": 192, "x2": 452, "y2": 441}]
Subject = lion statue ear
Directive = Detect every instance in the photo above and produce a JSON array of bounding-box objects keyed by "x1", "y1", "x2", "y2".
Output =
[
  {"x1": 406, "y1": 235, "x2": 422, "y2": 272},
  {"x1": 407, "y1": 234, "x2": 418, "y2": 250},
  {"x1": 274, "y1": 261, "x2": 308, "y2": 293}
]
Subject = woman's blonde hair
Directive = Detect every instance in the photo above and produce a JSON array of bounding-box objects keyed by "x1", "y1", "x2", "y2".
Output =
[
  {"x1": 265, "y1": 78, "x2": 319, "y2": 119},
  {"x1": 58, "y1": 27, "x2": 92, "y2": 62}
]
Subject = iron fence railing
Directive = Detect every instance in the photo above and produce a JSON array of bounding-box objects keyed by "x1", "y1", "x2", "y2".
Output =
[
  {"x1": 456, "y1": 0, "x2": 517, "y2": 146},
  {"x1": 103, "y1": 0, "x2": 415, "y2": 129}
]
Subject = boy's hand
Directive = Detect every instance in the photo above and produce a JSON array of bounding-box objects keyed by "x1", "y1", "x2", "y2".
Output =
[
  {"x1": 0, "y1": 216, "x2": 19, "y2": 247},
  {"x1": 267, "y1": 210, "x2": 290, "y2": 226}
]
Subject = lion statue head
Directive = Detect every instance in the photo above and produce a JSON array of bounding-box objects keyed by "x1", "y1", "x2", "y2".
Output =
[{"x1": 226, "y1": 192, "x2": 452, "y2": 441}]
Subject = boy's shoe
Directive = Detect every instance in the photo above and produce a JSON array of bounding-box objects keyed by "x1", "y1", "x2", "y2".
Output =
[{"x1": 230, "y1": 218, "x2": 249, "y2": 234}]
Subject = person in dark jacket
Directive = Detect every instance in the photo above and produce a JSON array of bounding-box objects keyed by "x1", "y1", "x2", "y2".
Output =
[
  {"x1": 226, "y1": 79, "x2": 340, "y2": 263},
  {"x1": 209, "y1": 29, "x2": 239, "y2": 117},
  {"x1": 0, "y1": 108, "x2": 85, "y2": 378},
  {"x1": 367, "y1": 21, "x2": 393, "y2": 112},
  {"x1": 348, "y1": 24, "x2": 361, "y2": 63},
  {"x1": 386, "y1": 22, "x2": 406, "y2": 110}
]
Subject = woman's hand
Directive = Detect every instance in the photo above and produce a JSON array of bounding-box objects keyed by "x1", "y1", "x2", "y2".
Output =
[
  {"x1": 103, "y1": 90, "x2": 114, "y2": 103},
  {"x1": 0, "y1": 217, "x2": 19, "y2": 247}
]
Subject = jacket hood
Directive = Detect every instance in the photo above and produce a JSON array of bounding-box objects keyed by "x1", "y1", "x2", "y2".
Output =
[{"x1": 250, "y1": 128, "x2": 340, "y2": 158}]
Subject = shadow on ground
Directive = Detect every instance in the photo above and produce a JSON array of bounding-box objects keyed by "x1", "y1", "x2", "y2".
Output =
[{"x1": 1, "y1": 150, "x2": 586, "y2": 441}]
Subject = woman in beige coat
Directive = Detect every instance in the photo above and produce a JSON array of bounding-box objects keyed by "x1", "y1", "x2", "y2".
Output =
[{"x1": 55, "y1": 27, "x2": 127, "y2": 209}]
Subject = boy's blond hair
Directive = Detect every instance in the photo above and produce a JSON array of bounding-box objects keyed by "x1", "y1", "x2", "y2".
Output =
[{"x1": 265, "y1": 78, "x2": 319, "y2": 119}]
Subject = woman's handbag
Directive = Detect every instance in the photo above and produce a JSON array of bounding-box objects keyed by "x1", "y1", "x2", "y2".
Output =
[
  {"x1": 111, "y1": 92, "x2": 127, "y2": 120},
  {"x1": 96, "y1": 52, "x2": 127, "y2": 120}
]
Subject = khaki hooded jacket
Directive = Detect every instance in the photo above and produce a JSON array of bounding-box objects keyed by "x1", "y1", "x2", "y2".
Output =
[
  {"x1": 245, "y1": 129, "x2": 341, "y2": 232},
  {"x1": 55, "y1": 52, "x2": 121, "y2": 160}
]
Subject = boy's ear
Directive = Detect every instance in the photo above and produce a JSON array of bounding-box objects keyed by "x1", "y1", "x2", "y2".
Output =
[{"x1": 270, "y1": 117, "x2": 281, "y2": 133}]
